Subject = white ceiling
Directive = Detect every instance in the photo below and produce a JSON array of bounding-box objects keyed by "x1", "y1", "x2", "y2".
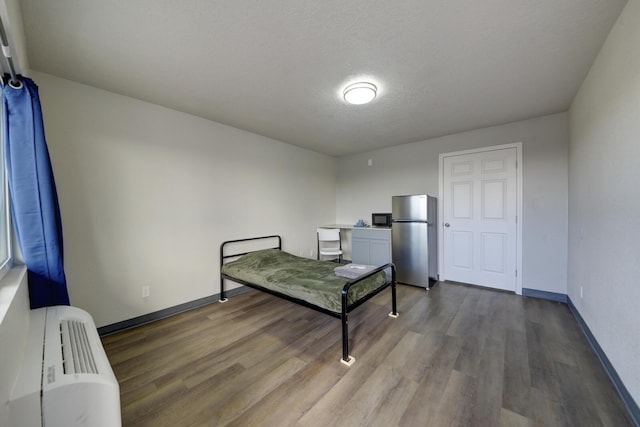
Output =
[{"x1": 19, "y1": 0, "x2": 627, "y2": 157}]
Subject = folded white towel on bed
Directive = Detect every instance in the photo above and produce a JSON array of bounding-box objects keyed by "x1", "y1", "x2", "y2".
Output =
[{"x1": 334, "y1": 263, "x2": 377, "y2": 279}]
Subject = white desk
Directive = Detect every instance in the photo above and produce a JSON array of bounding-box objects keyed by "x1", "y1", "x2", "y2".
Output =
[{"x1": 319, "y1": 225, "x2": 392, "y2": 263}]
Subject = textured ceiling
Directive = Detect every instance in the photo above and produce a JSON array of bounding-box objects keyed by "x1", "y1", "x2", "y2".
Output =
[{"x1": 19, "y1": 0, "x2": 628, "y2": 156}]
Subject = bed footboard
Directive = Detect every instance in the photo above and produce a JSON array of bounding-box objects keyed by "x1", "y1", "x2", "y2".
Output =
[{"x1": 340, "y1": 263, "x2": 397, "y2": 365}]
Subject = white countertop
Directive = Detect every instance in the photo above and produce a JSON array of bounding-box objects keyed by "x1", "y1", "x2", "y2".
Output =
[{"x1": 321, "y1": 224, "x2": 391, "y2": 230}]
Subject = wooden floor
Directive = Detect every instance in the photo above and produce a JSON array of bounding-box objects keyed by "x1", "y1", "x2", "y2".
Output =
[{"x1": 102, "y1": 282, "x2": 634, "y2": 427}]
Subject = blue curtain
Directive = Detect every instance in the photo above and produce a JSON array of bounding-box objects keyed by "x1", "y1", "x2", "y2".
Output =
[{"x1": 2, "y1": 77, "x2": 69, "y2": 308}]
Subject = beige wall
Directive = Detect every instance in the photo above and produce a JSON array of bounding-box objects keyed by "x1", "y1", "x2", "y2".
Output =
[
  {"x1": 568, "y1": 0, "x2": 640, "y2": 406},
  {"x1": 34, "y1": 68, "x2": 570, "y2": 327},
  {"x1": 337, "y1": 113, "x2": 569, "y2": 294},
  {"x1": 32, "y1": 71, "x2": 337, "y2": 327},
  {"x1": 0, "y1": 269, "x2": 29, "y2": 426}
]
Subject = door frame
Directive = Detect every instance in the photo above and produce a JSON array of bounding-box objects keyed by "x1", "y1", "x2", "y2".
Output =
[{"x1": 437, "y1": 142, "x2": 523, "y2": 295}]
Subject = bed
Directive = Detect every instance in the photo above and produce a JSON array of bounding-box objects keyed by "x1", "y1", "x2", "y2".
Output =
[{"x1": 219, "y1": 235, "x2": 398, "y2": 366}]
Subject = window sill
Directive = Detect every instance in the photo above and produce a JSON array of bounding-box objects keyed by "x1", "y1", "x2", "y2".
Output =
[{"x1": 0, "y1": 265, "x2": 27, "y2": 325}]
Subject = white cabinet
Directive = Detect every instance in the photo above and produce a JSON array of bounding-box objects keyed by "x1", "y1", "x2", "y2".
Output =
[{"x1": 351, "y1": 228, "x2": 392, "y2": 266}]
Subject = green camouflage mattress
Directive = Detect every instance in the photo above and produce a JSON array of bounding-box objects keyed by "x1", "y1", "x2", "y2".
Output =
[{"x1": 221, "y1": 249, "x2": 387, "y2": 313}]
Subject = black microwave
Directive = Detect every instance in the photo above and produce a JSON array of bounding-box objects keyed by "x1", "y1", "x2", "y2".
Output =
[{"x1": 371, "y1": 213, "x2": 392, "y2": 227}]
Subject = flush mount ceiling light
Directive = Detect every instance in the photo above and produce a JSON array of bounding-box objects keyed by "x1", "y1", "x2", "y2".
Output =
[{"x1": 343, "y1": 82, "x2": 377, "y2": 105}]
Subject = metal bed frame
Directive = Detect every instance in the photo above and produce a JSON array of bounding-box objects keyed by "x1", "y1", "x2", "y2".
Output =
[{"x1": 220, "y1": 235, "x2": 398, "y2": 366}]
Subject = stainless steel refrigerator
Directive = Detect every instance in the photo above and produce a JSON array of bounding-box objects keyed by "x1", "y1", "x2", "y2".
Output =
[{"x1": 392, "y1": 194, "x2": 437, "y2": 288}]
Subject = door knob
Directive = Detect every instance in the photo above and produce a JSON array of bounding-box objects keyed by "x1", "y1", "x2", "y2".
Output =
[{"x1": 444, "y1": 223, "x2": 450, "y2": 227}]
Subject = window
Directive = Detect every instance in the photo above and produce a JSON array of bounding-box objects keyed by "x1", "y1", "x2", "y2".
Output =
[{"x1": 0, "y1": 98, "x2": 12, "y2": 279}]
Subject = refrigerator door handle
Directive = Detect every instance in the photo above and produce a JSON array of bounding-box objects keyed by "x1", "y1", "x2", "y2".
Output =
[{"x1": 392, "y1": 219, "x2": 429, "y2": 224}]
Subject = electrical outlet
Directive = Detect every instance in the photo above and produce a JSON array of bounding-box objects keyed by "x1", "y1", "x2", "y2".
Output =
[
  {"x1": 309, "y1": 249, "x2": 314, "y2": 257},
  {"x1": 142, "y1": 286, "x2": 150, "y2": 298}
]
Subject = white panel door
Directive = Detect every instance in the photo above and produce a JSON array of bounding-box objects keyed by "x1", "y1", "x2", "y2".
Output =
[{"x1": 442, "y1": 147, "x2": 517, "y2": 291}]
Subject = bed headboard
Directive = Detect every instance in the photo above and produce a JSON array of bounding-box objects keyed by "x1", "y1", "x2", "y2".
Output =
[{"x1": 219, "y1": 235, "x2": 282, "y2": 266}]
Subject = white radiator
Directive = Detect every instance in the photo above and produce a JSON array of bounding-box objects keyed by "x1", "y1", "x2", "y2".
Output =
[{"x1": 9, "y1": 306, "x2": 121, "y2": 427}]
